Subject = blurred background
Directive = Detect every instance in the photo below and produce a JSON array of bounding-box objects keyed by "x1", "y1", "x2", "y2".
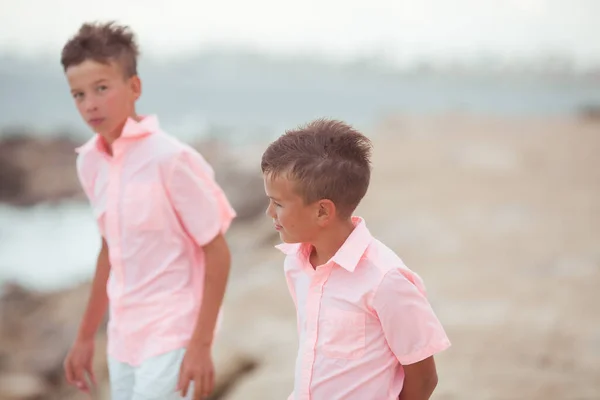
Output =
[{"x1": 1, "y1": 0, "x2": 599, "y2": 399}]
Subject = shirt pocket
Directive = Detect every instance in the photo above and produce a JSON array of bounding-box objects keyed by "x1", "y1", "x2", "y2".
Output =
[
  {"x1": 320, "y1": 308, "x2": 366, "y2": 359},
  {"x1": 122, "y1": 183, "x2": 164, "y2": 231}
]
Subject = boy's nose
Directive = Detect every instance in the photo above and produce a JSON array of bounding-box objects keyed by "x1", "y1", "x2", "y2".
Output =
[
  {"x1": 265, "y1": 203, "x2": 274, "y2": 218},
  {"x1": 83, "y1": 98, "x2": 99, "y2": 113}
]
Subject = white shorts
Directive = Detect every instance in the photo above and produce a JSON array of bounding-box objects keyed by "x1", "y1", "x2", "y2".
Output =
[{"x1": 108, "y1": 348, "x2": 193, "y2": 400}]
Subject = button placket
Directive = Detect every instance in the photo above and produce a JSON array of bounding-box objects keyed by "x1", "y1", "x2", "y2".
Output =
[
  {"x1": 298, "y1": 264, "x2": 332, "y2": 399},
  {"x1": 105, "y1": 148, "x2": 125, "y2": 302}
]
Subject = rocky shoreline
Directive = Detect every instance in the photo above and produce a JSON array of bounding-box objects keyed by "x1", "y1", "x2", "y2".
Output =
[{"x1": 2, "y1": 114, "x2": 600, "y2": 399}]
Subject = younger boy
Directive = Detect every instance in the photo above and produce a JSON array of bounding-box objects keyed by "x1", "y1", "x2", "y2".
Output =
[
  {"x1": 261, "y1": 119, "x2": 451, "y2": 400},
  {"x1": 60, "y1": 21, "x2": 236, "y2": 400}
]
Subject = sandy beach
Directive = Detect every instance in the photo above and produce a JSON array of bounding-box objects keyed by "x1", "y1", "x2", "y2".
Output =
[{"x1": 1, "y1": 113, "x2": 599, "y2": 400}]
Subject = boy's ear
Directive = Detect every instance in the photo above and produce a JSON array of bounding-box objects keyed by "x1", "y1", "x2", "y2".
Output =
[
  {"x1": 316, "y1": 199, "x2": 336, "y2": 225},
  {"x1": 130, "y1": 75, "x2": 142, "y2": 100}
]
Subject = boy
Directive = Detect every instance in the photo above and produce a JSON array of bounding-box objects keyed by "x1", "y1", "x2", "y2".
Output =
[
  {"x1": 60, "y1": 21, "x2": 236, "y2": 400},
  {"x1": 262, "y1": 119, "x2": 451, "y2": 400}
]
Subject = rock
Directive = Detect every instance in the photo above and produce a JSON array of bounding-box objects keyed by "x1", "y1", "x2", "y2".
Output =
[
  {"x1": 0, "y1": 134, "x2": 83, "y2": 206},
  {"x1": 193, "y1": 139, "x2": 267, "y2": 222},
  {"x1": 578, "y1": 103, "x2": 600, "y2": 121},
  {"x1": 215, "y1": 168, "x2": 266, "y2": 222},
  {"x1": 0, "y1": 373, "x2": 49, "y2": 399},
  {"x1": 0, "y1": 282, "x2": 102, "y2": 400},
  {"x1": 0, "y1": 156, "x2": 26, "y2": 203}
]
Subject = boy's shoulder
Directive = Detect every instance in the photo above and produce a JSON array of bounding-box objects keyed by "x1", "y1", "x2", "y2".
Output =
[
  {"x1": 365, "y1": 238, "x2": 428, "y2": 296},
  {"x1": 148, "y1": 131, "x2": 215, "y2": 176},
  {"x1": 154, "y1": 124, "x2": 217, "y2": 157},
  {"x1": 145, "y1": 129, "x2": 193, "y2": 159},
  {"x1": 364, "y1": 237, "x2": 406, "y2": 273}
]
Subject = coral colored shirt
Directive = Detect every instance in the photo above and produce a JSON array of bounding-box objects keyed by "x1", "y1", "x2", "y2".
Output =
[
  {"x1": 276, "y1": 217, "x2": 450, "y2": 400},
  {"x1": 75, "y1": 115, "x2": 236, "y2": 366}
]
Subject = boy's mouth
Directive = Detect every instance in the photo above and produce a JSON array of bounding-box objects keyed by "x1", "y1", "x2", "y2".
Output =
[
  {"x1": 274, "y1": 223, "x2": 283, "y2": 231},
  {"x1": 88, "y1": 118, "x2": 105, "y2": 126}
]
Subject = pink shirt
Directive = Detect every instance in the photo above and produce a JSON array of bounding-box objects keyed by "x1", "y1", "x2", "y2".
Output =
[
  {"x1": 75, "y1": 115, "x2": 236, "y2": 366},
  {"x1": 276, "y1": 217, "x2": 450, "y2": 400}
]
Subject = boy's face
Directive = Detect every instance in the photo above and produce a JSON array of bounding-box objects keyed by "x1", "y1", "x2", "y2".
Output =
[
  {"x1": 66, "y1": 59, "x2": 140, "y2": 143},
  {"x1": 263, "y1": 173, "x2": 324, "y2": 244}
]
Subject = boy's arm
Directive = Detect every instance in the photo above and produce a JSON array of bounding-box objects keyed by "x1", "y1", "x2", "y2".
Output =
[
  {"x1": 190, "y1": 233, "x2": 231, "y2": 347},
  {"x1": 72, "y1": 156, "x2": 110, "y2": 340},
  {"x1": 164, "y1": 151, "x2": 235, "y2": 399},
  {"x1": 398, "y1": 357, "x2": 438, "y2": 400},
  {"x1": 76, "y1": 237, "x2": 111, "y2": 341},
  {"x1": 372, "y1": 269, "x2": 450, "y2": 400},
  {"x1": 178, "y1": 232, "x2": 231, "y2": 399},
  {"x1": 64, "y1": 237, "x2": 110, "y2": 392}
]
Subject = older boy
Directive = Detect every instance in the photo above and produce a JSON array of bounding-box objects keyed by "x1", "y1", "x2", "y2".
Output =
[
  {"x1": 262, "y1": 119, "x2": 451, "y2": 399},
  {"x1": 60, "y1": 21, "x2": 236, "y2": 400}
]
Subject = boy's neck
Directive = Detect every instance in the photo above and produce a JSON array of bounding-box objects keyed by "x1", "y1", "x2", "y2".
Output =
[{"x1": 309, "y1": 218, "x2": 356, "y2": 269}]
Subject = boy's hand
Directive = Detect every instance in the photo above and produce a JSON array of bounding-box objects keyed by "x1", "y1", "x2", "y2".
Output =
[
  {"x1": 177, "y1": 343, "x2": 215, "y2": 399},
  {"x1": 63, "y1": 338, "x2": 96, "y2": 393}
]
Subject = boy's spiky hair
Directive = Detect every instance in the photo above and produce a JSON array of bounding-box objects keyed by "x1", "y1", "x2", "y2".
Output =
[
  {"x1": 60, "y1": 21, "x2": 139, "y2": 77},
  {"x1": 261, "y1": 118, "x2": 373, "y2": 218}
]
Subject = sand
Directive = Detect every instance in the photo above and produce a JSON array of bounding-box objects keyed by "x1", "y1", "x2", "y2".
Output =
[{"x1": 2, "y1": 113, "x2": 599, "y2": 400}]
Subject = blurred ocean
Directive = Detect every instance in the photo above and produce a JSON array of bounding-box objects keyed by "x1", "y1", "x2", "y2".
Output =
[
  {"x1": 0, "y1": 203, "x2": 99, "y2": 291},
  {"x1": 1, "y1": 52, "x2": 599, "y2": 143}
]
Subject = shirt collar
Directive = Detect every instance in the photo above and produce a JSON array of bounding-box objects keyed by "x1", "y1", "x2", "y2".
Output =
[
  {"x1": 75, "y1": 114, "x2": 160, "y2": 155},
  {"x1": 121, "y1": 114, "x2": 160, "y2": 139},
  {"x1": 275, "y1": 216, "x2": 372, "y2": 272}
]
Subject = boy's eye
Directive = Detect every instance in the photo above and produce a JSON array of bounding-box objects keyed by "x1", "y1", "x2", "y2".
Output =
[
  {"x1": 97, "y1": 85, "x2": 108, "y2": 92},
  {"x1": 269, "y1": 199, "x2": 282, "y2": 207},
  {"x1": 73, "y1": 92, "x2": 83, "y2": 100}
]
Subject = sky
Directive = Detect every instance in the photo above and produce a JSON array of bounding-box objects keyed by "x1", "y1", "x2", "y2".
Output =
[{"x1": 0, "y1": 0, "x2": 599, "y2": 69}]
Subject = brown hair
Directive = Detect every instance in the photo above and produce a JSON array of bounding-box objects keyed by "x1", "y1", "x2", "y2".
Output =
[
  {"x1": 60, "y1": 21, "x2": 139, "y2": 77},
  {"x1": 261, "y1": 118, "x2": 373, "y2": 218}
]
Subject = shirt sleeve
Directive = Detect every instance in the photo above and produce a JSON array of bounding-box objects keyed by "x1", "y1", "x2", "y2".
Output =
[
  {"x1": 165, "y1": 150, "x2": 236, "y2": 247},
  {"x1": 372, "y1": 268, "x2": 451, "y2": 365}
]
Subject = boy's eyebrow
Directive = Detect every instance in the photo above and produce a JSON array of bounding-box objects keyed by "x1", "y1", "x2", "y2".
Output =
[
  {"x1": 268, "y1": 195, "x2": 282, "y2": 201},
  {"x1": 69, "y1": 78, "x2": 109, "y2": 93}
]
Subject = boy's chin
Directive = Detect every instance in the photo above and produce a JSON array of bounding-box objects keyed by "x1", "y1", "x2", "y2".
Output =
[
  {"x1": 279, "y1": 232, "x2": 303, "y2": 244},
  {"x1": 279, "y1": 233, "x2": 292, "y2": 243}
]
